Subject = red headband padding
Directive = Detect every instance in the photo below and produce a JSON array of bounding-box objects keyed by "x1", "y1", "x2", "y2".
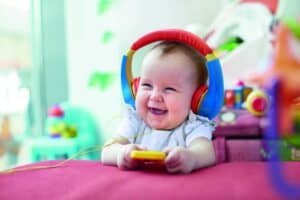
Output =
[{"x1": 131, "y1": 29, "x2": 213, "y2": 56}]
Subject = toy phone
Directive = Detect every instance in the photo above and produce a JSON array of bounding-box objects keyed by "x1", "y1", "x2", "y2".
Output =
[{"x1": 130, "y1": 150, "x2": 166, "y2": 161}]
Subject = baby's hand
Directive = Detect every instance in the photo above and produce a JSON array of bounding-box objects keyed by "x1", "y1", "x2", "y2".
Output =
[
  {"x1": 117, "y1": 144, "x2": 145, "y2": 170},
  {"x1": 163, "y1": 146, "x2": 195, "y2": 174}
]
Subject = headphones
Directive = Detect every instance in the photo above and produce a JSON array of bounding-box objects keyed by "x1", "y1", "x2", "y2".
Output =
[{"x1": 121, "y1": 29, "x2": 224, "y2": 119}]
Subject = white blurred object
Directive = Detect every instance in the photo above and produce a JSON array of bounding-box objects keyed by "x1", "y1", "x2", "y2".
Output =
[
  {"x1": 204, "y1": 2, "x2": 276, "y2": 87},
  {"x1": 0, "y1": 0, "x2": 30, "y2": 34},
  {"x1": 0, "y1": 71, "x2": 29, "y2": 114},
  {"x1": 206, "y1": 2, "x2": 274, "y2": 47},
  {"x1": 221, "y1": 34, "x2": 272, "y2": 86}
]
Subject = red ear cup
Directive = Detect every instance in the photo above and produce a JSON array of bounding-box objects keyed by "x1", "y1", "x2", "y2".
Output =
[
  {"x1": 132, "y1": 77, "x2": 141, "y2": 97},
  {"x1": 191, "y1": 85, "x2": 208, "y2": 113}
]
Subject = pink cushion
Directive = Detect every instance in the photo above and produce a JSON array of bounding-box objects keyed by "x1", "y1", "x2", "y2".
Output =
[{"x1": 1, "y1": 160, "x2": 300, "y2": 199}]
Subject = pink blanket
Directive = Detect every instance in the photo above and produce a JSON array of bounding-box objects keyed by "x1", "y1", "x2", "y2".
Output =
[{"x1": 1, "y1": 160, "x2": 299, "y2": 199}]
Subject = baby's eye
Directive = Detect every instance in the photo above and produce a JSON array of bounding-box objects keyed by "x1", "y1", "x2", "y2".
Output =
[
  {"x1": 141, "y1": 83, "x2": 152, "y2": 89},
  {"x1": 165, "y1": 87, "x2": 177, "y2": 92}
]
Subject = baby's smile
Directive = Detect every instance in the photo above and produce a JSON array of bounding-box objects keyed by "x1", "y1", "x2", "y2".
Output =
[{"x1": 148, "y1": 107, "x2": 167, "y2": 115}]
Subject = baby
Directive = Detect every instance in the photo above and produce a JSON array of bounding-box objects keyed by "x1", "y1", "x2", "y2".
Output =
[{"x1": 101, "y1": 41, "x2": 216, "y2": 173}]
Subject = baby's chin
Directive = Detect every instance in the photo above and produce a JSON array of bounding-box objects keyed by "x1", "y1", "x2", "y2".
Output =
[{"x1": 146, "y1": 120, "x2": 180, "y2": 131}]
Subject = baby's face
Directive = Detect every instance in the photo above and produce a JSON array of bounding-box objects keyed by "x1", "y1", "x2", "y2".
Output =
[{"x1": 135, "y1": 50, "x2": 198, "y2": 130}]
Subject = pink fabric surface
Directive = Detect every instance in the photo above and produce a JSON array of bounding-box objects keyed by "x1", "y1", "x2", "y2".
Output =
[
  {"x1": 226, "y1": 139, "x2": 264, "y2": 161},
  {"x1": 1, "y1": 160, "x2": 299, "y2": 200}
]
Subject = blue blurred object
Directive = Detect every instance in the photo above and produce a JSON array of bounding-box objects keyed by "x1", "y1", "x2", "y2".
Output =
[{"x1": 30, "y1": 103, "x2": 102, "y2": 162}]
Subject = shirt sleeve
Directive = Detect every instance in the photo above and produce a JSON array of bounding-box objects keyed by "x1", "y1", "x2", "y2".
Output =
[
  {"x1": 184, "y1": 111, "x2": 215, "y2": 146},
  {"x1": 113, "y1": 104, "x2": 141, "y2": 143}
]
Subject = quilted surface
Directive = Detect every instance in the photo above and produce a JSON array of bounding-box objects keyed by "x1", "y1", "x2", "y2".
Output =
[{"x1": 1, "y1": 160, "x2": 299, "y2": 200}]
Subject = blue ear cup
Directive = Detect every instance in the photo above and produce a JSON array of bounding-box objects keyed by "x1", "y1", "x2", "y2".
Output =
[{"x1": 199, "y1": 57, "x2": 224, "y2": 119}]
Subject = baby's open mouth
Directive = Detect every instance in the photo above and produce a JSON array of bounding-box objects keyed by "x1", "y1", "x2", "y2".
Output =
[{"x1": 148, "y1": 107, "x2": 167, "y2": 115}]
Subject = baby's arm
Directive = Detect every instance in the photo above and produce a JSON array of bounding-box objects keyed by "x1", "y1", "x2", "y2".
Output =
[
  {"x1": 164, "y1": 137, "x2": 215, "y2": 173},
  {"x1": 101, "y1": 138, "x2": 146, "y2": 170}
]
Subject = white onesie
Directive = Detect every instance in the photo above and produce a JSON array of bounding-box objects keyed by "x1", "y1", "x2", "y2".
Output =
[{"x1": 114, "y1": 105, "x2": 215, "y2": 151}]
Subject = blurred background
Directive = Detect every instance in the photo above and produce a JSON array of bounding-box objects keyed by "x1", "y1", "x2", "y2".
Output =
[{"x1": 0, "y1": 0, "x2": 299, "y2": 170}]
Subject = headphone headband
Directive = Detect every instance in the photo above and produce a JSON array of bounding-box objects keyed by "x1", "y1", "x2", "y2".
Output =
[
  {"x1": 121, "y1": 29, "x2": 224, "y2": 119},
  {"x1": 131, "y1": 29, "x2": 213, "y2": 55}
]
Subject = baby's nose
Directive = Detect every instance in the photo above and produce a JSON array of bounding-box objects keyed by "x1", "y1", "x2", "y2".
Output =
[{"x1": 150, "y1": 89, "x2": 163, "y2": 102}]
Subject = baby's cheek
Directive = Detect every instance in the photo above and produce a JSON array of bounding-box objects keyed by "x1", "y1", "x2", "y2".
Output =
[
  {"x1": 170, "y1": 98, "x2": 190, "y2": 113},
  {"x1": 135, "y1": 103, "x2": 145, "y2": 118}
]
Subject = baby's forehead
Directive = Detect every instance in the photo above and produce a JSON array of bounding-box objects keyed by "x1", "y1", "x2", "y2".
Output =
[
  {"x1": 142, "y1": 50, "x2": 197, "y2": 71},
  {"x1": 147, "y1": 45, "x2": 185, "y2": 56},
  {"x1": 143, "y1": 47, "x2": 193, "y2": 64},
  {"x1": 141, "y1": 60, "x2": 197, "y2": 82}
]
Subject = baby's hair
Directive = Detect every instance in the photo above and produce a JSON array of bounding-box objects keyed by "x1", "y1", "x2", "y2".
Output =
[{"x1": 151, "y1": 41, "x2": 208, "y2": 86}]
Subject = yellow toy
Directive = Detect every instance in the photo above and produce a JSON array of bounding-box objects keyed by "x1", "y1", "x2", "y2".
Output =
[
  {"x1": 130, "y1": 150, "x2": 166, "y2": 161},
  {"x1": 245, "y1": 89, "x2": 269, "y2": 117}
]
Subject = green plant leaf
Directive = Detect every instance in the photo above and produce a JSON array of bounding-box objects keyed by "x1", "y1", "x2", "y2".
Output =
[
  {"x1": 101, "y1": 30, "x2": 115, "y2": 44},
  {"x1": 97, "y1": 0, "x2": 117, "y2": 15},
  {"x1": 88, "y1": 71, "x2": 116, "y2": 90}
]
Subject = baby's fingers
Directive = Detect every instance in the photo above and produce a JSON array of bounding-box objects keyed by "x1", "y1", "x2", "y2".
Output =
[
  {"x1": 133, "y1": 144, "x2": 147, "y2": 151},
  {"x1": 165, "y1": 150, "x2": 181, "y2": 168},
  {"x1": 124, "y1": 158, "x2": 140, "y2": 169},
  {"x1": 166, "y1": 165, "x2": 183, "y2": 173},
  {"x1": 163, "y1": 147, "x2": 173, "y2": 154}
]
